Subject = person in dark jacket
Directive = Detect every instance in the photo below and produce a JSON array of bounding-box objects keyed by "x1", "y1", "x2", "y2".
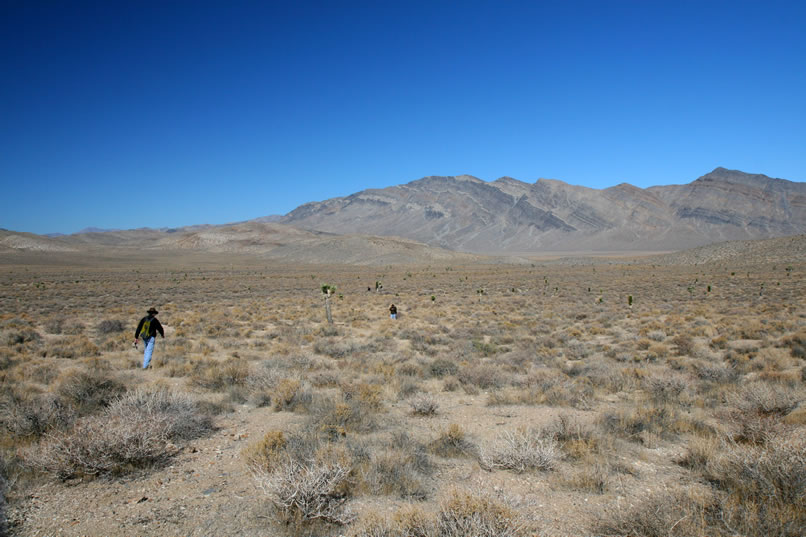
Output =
[
  {"x1": 389, "y1": 304, "x2": 397, "y2": 320},
  {"x1": 134, "y1": 307, "x2": 165, "y2": 369}
]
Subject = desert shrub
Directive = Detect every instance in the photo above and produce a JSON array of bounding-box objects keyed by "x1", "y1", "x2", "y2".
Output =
[
  {"x1": 43, "y1": 318, "x2": 64, "y2": 334},
  {"x1": 780, "y1": 330, "x2": 806, "y2": 359},
  {"x1": 676, "y1": 435, "x2": 721, "y2": 472},
  {"x1": 479, "y1": 427, "x2": 558, "y2": 473},
  {"x1": 397, "y1": 378, "x2": 422, "y2": 399},
  {"x1": 0, "y1": 470, "x2": 6, "y2": 537},
  {"x1": 4, "y1": 328, "x2": 40, "y2": 346},
  {"x1": 190, "y1": 357, "x2": 249, "y2": 391},
  {"x1": 552, "y1": 415, "x2": 602, "y2": 460},
  {"x1": 273, "y1": 378, "x2": 312, "y2": 412},
  {"x1": 705, "y1": 434, "x2": 806, "y2": 537},
  {"x1": 428, "y1": 358, "x2": 459, "y2": 378},
  {"x1": 695, "y1": 363, "x2": 739, "y2": 384},
  {"x1": 106, "y1": 389, "x2": 213, "y2": 441},
  {"x1": 730, "y1": 381, "x2": 803, "y2": 417},
  {"x1": 489, "y1": 375, "x2": 593, "y2": 410},
  {"x1": 27, "y1": 413, "x2": 167, "y2": 479},
  {"x1": 408, "y1": 393, "x2": 439, "y2": 416},
  {"x1": 647, "y1": 329, "x2": 667, "y2": 342},
  {"x1": 429, "y1": 424, "x2": 475, "y2": 458},
  {"x1": 96, "y1": 319, "x2": 125, "y2": 334},
  {"x1": 342, "y1": 382, "x2": 384, "y2": 412},
  {"x1": 313, "y1": 338, "x2": 358, "y2": 359},
  {"x1": 252, "y1": 444, "x2": 355, "y2": 527},
  {"x1": 442, "y1": 376, "x2": 460, "y2": 392},
  {"x1": 310, "y1": 370, "x2": 342, "y2": 387},
  {"x1": 435, "y1": 489, "x2": 526, "y2": 537},
  {"x1": 457, "y1": 363, "x2": 507, "y2": 390},
  {"x1": 600, "y1": 403, "x2": 710, "y2": 447},
  {"x1": 307, "y1": 394, "x2": 380, "y2": 438},
  {"x1": 41, "y1": 337, "x2": 100, "y2": 359},
  {"x1": 25, "y1": 388, "x2": 212, "y2": 480},
  {"x1": 553, "y1": 463, "x2": 609, "y2": 493},
  {"x1": 349, "y1": 505, "x2": 431, "y2": 537},
  {"x1": 364, "y1": 443, "x2": 432, "y2": 500},
  {"x1": 395, "y1": 362, "x2": 422, "y2": 378},
  {"x1": 672, "y1": 334, "x2": 695, "y2": 356},
  {"x1": 594, "y1": 488, "x2": 718, "y2": 537},
  {"x1": 55, "y1": 368, "x2": 126, "y2": 415},
  {"x1": 242, "y1": 430, "x2": 287, "y2": 471},
  {"x1": 0, "y1": 391, "x2": 76, "y2": 439},
  {"x1": 643, "y1": 374, "x2": 689, "y2": 405}
]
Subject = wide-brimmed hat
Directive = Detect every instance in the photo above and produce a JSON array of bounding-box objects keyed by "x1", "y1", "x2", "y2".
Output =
[{"x1": 147, "y1": 307, "x2": 159, "y2": 315}]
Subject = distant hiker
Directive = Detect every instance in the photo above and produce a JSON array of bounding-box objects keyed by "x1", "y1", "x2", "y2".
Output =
[
  {"x1": 389, "y1": 304, "x2": 397, "y2": 320},
  {"x1": 134, "y1": 307, "x2": 165, "y2": 369}
]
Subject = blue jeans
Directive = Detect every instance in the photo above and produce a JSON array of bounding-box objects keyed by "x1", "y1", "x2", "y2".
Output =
[
  {"x1": 142, "y1": 336, "x2": 155, "y2": 368},
  {"x1": 390, "y1": 313, "x2": 397, "y2": 320}
]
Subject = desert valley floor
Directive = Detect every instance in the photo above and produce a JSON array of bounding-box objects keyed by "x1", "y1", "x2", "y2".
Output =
[{"x1": 0, "y1": 237, "x2": 804, "y2": 536}]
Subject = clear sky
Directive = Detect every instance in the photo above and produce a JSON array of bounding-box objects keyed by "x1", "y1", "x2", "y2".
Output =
[{"x1": 2, "y1": 0, "x2": 804, "y2": 235}]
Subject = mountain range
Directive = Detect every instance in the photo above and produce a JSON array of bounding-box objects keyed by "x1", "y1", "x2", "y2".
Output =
[
  {"x1": 2, "y1": 167, "x2": 805, "y2": 263},
  {"x1": 280, "y1": 167, "x2": 806, "y2": 254}
]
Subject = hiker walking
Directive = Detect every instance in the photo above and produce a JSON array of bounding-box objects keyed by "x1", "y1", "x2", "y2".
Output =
[
  {"x1": 389, "y1": 304, "x2": 397, "y2": 320},
  {"x1": 134, "y1": 307, "x2": 164, "y2": 369}
]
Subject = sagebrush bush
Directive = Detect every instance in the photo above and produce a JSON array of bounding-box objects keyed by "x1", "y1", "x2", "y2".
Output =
[
  {"x1": 408, "y1": 393, "x2": 439, "y2": 416},
  {"x1": 55, "y1": 368, "x2": 126, "y2": 415},
  {"x1": 25, "y1": 389, "x2": 213, "y2": 479},
  {"x1": 479, "y1": 427, "x2": 558, "y2": 473},
  {"x1": 107, "y1": 389, "x2": 214, "y2": 441},
  {"x1": 242, "y1": 430, "x2": 287, "y2": 471},
  {"x1": 96, "y1": 319, "x2": 126, "y2": 334},
  {"x1": 429, "y1": 424, "x2": 475, "y2": 458},
  {"x1": 705, "y1": 434, "x2": 806, "y2": 537},
  {"x1": 190, "y1": 357, "x2": 249, "y2": 391},
  {"x1": 594, "y1": 488, "x2": 717, "y2": 537},
  {"x1": 252, "y1": 444, "x2": 355, "y2": 527},
  {"x1": 0, "y1": 391, "x2": 76, "y2": 439},
  {"x1": 436, "y1": 489, "x2": 526, "y2": 537},
  {"x1": 273, "y1": 378, "x2": 311, "y2": 412}
]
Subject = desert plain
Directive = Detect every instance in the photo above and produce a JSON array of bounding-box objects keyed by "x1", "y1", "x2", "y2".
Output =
[{"x1": 0, "y1": 236, "x2": 804, "y2": 537}]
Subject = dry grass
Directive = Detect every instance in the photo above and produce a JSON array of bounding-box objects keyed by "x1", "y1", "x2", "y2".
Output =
[{"x1": 0, "y1": 249, "x2": 804, "y2": 535}]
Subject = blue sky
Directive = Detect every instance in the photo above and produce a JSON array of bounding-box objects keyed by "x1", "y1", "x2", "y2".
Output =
[{"x1": 2, "y1": 0, "x2": 804, "y2": 235}]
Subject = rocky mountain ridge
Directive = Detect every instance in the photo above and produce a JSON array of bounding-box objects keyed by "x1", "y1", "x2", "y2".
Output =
[{"x1": 281, "y1": 167, "x2": 806, "y2": 253}]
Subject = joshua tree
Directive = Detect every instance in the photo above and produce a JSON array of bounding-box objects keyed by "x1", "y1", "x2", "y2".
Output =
[{"x1": 321, "y1": 284, "x2": 336, "y2": 325}]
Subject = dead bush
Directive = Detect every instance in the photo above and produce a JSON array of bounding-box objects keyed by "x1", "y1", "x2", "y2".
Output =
[
  {"x1": 252, "y1": 447, "x2": 355, "y2": 527},
  {"x1": 190, "y1": 357, "x2": 249, "y2": 392},
  {"x1": 242, "y1": 430, "x2": 287, "y2": 471},
  {"x1": 408, "y1": 393, "x2": 439, "y2": 416},
  {"x1": 706, "y1": 434, "x2": 806, "y2": 536},
  {"x1": 107, "y1": 389, "x2": 213, "y2": 441},
  {"x1": 364, "y1": 445, "x2": 432, "y2": 500},
  {"x1": 4, "y1": 328, "x2": 41, "y2": 347},
  {"x1": 436, "y1": 489, "x2": 526, "y2": 537},
  {"x1": 55, "y1": 368, "x2": 126, "y2": 415},
  {"x1": 594, "y1": 488, "x2": 718, "y2": 537},
  {"x1": 0, "y1": 391, "x2": 76, "y2": 439},
  {"x1": 479, "y1": 427, "x2": 558, "y2": 473},
  {"x1": 25, "y1": 389, "x2": 212, "y2": 479},
  {"x1": 273, "y1": 378, "x2": 311, "y2": 412},
  {"x1": 457, "y1": 363, "x2": 507, "y2": 390},
  {"x1": 428, "y1": 358, "x2": 459, "y2": 378},
  {"x1": 429, "y1": 424, "x2": 476, "y2": 458},
  {"x1": 730, "y1": 381, "x2": 803, "y2": 417},
  {"x1": 96, "y1": 319, "x2": 126, "y2": 334}
]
